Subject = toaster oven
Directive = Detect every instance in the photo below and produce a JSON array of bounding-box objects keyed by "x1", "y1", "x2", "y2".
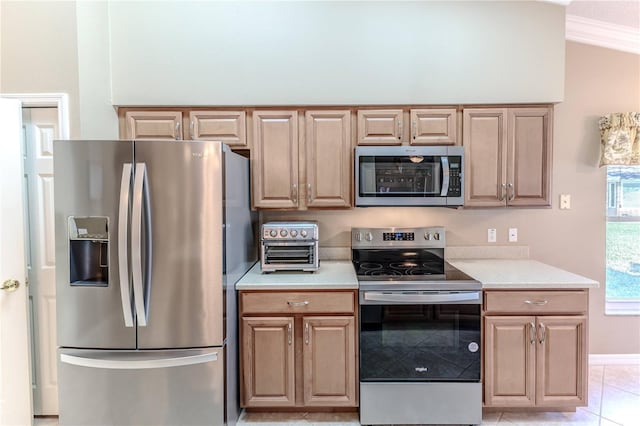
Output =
[{"x1": 260, "y1": 222, "x2": 319, "y2": 272}]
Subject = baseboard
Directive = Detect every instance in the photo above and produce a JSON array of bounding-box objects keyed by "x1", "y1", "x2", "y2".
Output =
[{"x1": 589, "y1": 354, "x2": 640, "y2": 365}]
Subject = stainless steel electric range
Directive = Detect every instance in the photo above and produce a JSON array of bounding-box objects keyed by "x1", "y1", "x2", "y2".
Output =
[{"x1": 352, "y1": 226, "x2": 482, "y2": 426}]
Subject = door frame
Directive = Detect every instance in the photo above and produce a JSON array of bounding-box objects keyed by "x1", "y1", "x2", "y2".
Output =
[
  {"x1": 1, "y1": 93, "x2": 70, "y2": 139},
  {"x1": 0, "y1": 93, "x2": 69, "y2": 418}
]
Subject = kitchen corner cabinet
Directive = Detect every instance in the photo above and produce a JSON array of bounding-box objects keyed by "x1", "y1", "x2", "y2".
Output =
[
  {"x1": 463, "y1": 107, "x2": 552, "y2": 207},
  {"x1": 483, "y1": 290, "x2": 588, "y2": 409},
  {"x1": 124, "y1": 110, "x2": 183, "y2": 140},
  {"x1": 240, "y1": 290, "x2": 358, "y2": 409},
  {"x1": 252, "y1": 110, "x2": 352, "y2": 209}
]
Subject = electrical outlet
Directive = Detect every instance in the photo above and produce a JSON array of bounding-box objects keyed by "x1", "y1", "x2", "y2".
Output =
[
  {"x1": 509, "y1": 228, "x2": 518, "y2": 242},
  {"x1": 487, "y1": 228, "x2": 497, "y2": 243},
  {"x1": 560, "y1": 194, "x2": 571, "y2": 209}
]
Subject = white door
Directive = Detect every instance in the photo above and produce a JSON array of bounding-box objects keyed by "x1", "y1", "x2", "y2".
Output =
[
  {"x1": 0, "y1": 98, "x2": 33, "y2": 424},
  {"x1": 23, "y1": 108, "x2": 59, "y2": 415}
]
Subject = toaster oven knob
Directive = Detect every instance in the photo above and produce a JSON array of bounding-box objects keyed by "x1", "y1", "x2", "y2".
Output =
[
  {"x1": 365, "y1": 232, "x2": 373, "y2": 241},
  {"x1": 290, "y1": 229, "x2": 298, "y2": 237},
  {"x1": 424, "y1": 233, "x2": 432, "y2": 240},
  {"x1": 280, "y1": 229, "x2": 288, "y2": 237},
  {"x1": 269, "y1": 229, "x2": 278, "y2": 238},
  {"x1": 300, "y1": 229, "x2": 308, "y2": 238}
]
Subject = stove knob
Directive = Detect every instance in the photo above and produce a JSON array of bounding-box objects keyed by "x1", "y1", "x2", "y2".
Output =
[
  {"x1": 280, "y1": 229, "x2": 288, "y2": 237},
  {"x1": 365, "y1": 232, "x2": 373, "y2": 241},
  {"x1": 434, "y1": 233, "x2": 440, "y2": 240},
  {"x1": 269, "y1": 229, "x2": 278, "y2": 238},
  {"x1": 354, "y1": 232, "x2": 362, "y2": 241},
  {"x1": 300, "y1": 229, "x2": 308, "y2": 238},
  {"x1": 290, "y1": 229, "x2": 298, "y2": 237},
  {"x1": 424, "y1": 233, "x2": 432, "y2": 240}
]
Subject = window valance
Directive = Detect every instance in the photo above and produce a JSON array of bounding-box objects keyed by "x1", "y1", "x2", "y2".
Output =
[{"x1": 599, "y1": 112, "x2": 640, "y2": 166}]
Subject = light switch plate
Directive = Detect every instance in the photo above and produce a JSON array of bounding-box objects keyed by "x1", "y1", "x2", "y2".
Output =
[
  {"x1": 488, "y1": 228, "x2": 497, "y2": 243},
  {"x1": 509, "y1": 228, "x2": 518, "y2": 242},
  {"x1": 560, "y1": 194, "x2": 571, "y2": 209}
]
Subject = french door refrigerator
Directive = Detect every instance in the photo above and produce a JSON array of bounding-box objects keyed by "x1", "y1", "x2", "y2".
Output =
[{"x1": 53, "y1": 140, "x2": 257, "y2": 426}]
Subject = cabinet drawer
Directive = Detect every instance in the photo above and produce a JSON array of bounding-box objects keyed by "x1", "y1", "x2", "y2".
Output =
[
  {"x1": 241, "y1": 291, "x2": 355, "y2": 315},
  {"x1": 484, "y1": 290, "x2": 587, "y2": 314}
]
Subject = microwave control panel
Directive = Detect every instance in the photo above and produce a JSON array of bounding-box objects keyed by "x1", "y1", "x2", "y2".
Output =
[{"x1": 448, "y1": 159, "x2": 462, "y2": 197}]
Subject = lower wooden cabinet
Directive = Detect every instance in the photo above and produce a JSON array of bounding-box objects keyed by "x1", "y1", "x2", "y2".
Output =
[
  {"x1": 483, "y1": 290, "x2": 588, "y2": 409},
  {"x1": 240, "y1": 291, "x2": 358, "y2": 409}
]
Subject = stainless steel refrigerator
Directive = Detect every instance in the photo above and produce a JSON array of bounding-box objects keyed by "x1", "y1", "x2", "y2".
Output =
[{"x1": 53, "y1": 140, "x2": 256, "y2": 426}]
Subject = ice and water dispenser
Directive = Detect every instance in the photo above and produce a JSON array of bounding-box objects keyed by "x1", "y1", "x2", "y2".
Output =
[{"x1": 68, "y1": 217, "x2": 109, "y2": 286}]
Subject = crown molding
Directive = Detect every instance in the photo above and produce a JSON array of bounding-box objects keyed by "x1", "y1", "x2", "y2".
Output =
[{"x1": 566, "y1": 14, "x2": 640, "y2": 55}]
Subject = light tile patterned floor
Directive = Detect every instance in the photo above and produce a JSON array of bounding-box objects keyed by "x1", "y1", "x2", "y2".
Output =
[{"x1": 34, "y1": 364, "x2": 640, "y2": 426}]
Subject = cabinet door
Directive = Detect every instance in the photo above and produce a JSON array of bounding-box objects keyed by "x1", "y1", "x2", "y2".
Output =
[
  {"x1": 463, "y1": 108, "x2": 509, "y2": 207},
  {"x1": 241, "y1": 317, "x2": 295, "y2": 407},
  {"x1": 484, "y1": 316, "x2": 536, "y2": 407},
  {"x1": 124, "y1": 111, "x2": 183, "y2": 140},
  {"x1": 252, "y1": 111, "x2": 299, "y2": 208},
  {"x1": 357, "y1": 109, "x2": 403, "y2": 145},
  {"x1": 302, "y1": 316, "x2": 356, "y2": 407},
  {"x1": 305, "y1": 111, "x2": 352, "y2": 208},
  {"x1": 507, "y1": 107, "x2": 552, "y2": 206},
  {"x1": 189, "y1": 111, "x2": 247, "y2": 147},
  {"x1": 536, "y1": 316, "x2": 587, "y2": 407},
  {"x1": 410, "y1": 108, "x2": 457, "y2": 145}
]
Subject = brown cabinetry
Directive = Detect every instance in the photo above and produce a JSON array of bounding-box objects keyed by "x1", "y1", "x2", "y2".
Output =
[
  {"x1": 483, "y1": 290, "x2": 588, "y2": 408},
  {"x1": 252, "y1": 110, "x2": 352, "y2": 209},
  {"x1": 119, "y1": 108, "x2": 247, "y2": 147},
  {"x1": 463, "y1": 107, "x2": 552, "y2": 207},
  {"x1": 189, "y1": 110, "x2": 247, "y2": 148},
  {"x1": 124, "y1": 110, "x2": 183, "y2": 140},
  {"x1": 357, "y1": 108, "x2": 458, "y2": 146},
  {"x1": 410, "y1": 108, "x2": 457, "y2": 145},
  {"x1": 239, "y1": 290, "x2": 358, "y2": 409}
]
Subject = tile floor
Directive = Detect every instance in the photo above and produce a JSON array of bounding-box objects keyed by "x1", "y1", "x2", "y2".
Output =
[{"x1": 34, "y1": 364, "x2": 639, "y2": 426}]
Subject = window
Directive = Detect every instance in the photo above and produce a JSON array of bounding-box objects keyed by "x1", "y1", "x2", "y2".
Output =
[{"x1": 606, "y1": 166, "x2": 640, "y2": 315}]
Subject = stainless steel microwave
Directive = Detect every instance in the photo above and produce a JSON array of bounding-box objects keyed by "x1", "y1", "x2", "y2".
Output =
[{"x1": 355, "y1": 146, "x2": 464, "y2": 207}]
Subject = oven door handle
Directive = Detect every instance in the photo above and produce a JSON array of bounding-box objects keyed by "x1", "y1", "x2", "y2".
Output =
[{"x1": 362, "y1": 291, "x2": 481, "y2": 305}]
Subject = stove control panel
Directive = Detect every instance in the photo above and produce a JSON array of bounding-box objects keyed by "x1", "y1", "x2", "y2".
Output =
[{"x1": 352, "y1": 226, "x2": 445, "y2": 248}]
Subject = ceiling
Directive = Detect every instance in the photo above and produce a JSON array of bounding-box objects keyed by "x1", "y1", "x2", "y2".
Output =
[{"x1": 564, "y1": 0, "x2": 640, "y2": 54}]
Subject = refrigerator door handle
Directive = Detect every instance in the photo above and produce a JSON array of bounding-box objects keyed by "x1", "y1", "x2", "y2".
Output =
[
  {"x1": 60, "y1": 351, "x2": 217, "y2": 370},
  {"x1": 118, "y1": 163, "x2": 134, "y2": 327},
  {"x1": 132, "y1": 162, "x2": 152, "y2": 327}
]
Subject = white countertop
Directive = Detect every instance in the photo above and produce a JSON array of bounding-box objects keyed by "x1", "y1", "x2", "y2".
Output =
[
  {"x1": 448, "y1": 259, "x2": 599, "y2": 289},
  {"x1": 236, "y1": 261, "x2": 359, "y2": 290}
]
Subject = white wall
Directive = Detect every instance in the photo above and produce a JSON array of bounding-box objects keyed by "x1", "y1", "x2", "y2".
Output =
[{"x1": 107, "y1": 1, "x2": 565, "y2": 106}]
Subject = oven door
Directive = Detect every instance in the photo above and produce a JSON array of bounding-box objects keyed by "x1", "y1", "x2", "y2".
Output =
[
  {"x1": 359, "y1": 290, "x2": 481, "y2": 382},
  {"x1": 355, "y1": 146, "x2": 464, "y2": 207}
]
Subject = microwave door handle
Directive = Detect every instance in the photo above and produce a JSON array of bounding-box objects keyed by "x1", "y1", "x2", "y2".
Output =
[{"x1": 440, "y1": 156, "x2": 450, "y2": 196}]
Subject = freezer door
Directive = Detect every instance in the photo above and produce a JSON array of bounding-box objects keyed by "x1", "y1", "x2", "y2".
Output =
[
  {"x1": 58, "y1": 348, "x2": 224, "y2": 426},
  {"x1": 134, "y1": 140, "x2": 224, "y2": 348},
  {"x1": 54, "y1": 140, "x2": 136, "y2": 349}
]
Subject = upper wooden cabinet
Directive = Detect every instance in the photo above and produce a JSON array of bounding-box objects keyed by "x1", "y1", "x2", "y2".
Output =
[
  {"x1": 410, "y1": 108, "x2": 457, "y2": 145},
  {"x1": 357, "y1": 109, "x2": 403, "y2": 145},
  {"x1": 252, "y1": 110, "x2": 299, "y2": 209},
  {"x1": 252, "y1": 110, "x2": 353, "y2": 210},
  {"x1": 357, "y1": 108, "x2": 458, "y2": 146},
  {"x1": 305, "y1": 111, "x2": 352, "y2": 208},
  {"x1": 124, "y1": 111, "x2": 183, "y2": 140},
  {"x1": 463, "y1": 106, "x2": 552, "y2": 207},
  {"x1": 188, "y1": 110, "x2": 247, "y2": 148}
]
